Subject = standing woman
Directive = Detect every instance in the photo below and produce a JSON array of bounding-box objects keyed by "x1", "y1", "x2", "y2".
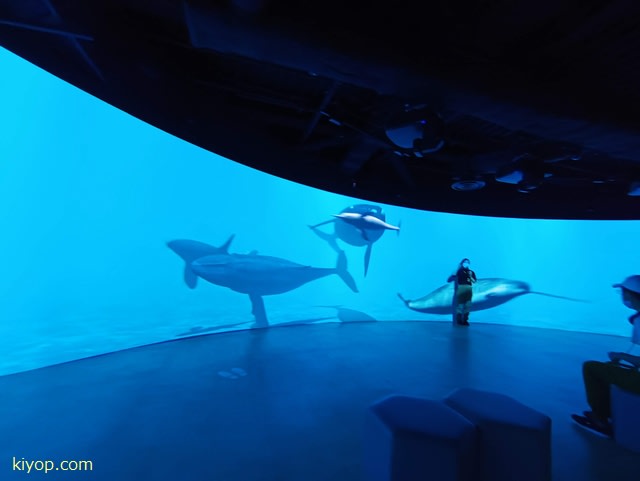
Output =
[{"x1": 448, "y1": 258, "x2": 477, "y2": 326}]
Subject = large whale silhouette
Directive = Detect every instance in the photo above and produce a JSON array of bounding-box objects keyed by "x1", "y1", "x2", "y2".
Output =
[
  {"x1": 310, "y1": 204, "x2": 399, "y2": 276},
  {"x1": 167, "y1": 236, "x2": 358, "y2": 327},
  {"x1": 397, "y1": 278, "x2": 586, "y2": 314}
]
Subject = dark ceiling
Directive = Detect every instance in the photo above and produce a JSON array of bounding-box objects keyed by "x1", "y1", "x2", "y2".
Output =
[{"x1": 1, "y1": 0, "x2": 640, "y2": 219}]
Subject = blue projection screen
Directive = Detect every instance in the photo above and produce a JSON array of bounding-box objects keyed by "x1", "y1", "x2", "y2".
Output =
[{"x1": 0, "y1": 48, "x2": 638, "y2": 375}]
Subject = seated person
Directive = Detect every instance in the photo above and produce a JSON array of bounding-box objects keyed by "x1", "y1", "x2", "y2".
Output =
[{"x1": 572, "y1": 275, "x2": 640, "y2": 436}]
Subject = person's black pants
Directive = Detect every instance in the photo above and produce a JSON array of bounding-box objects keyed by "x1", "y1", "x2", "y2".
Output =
[{"x1": 582, "y1": 360, "x2": 640, "y2": 421}]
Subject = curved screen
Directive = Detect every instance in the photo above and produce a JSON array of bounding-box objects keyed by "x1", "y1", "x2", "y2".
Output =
[{"x1": 0, "y1": 48, "x2": 637, "y2": 375}]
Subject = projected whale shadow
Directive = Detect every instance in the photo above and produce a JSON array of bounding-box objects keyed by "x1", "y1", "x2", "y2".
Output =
[
  {"x1": 176, "y1": 316, "x2": 340, "y2": 337},
  {"x1": 168, "y1": 236, "x2": 358, "y2": 328},
  {"x1": 398, "y1": 278, "x2": 587, "y2": 314},
  {"x1": 309, "y1": 204, "x2": 399, "y2": 277},
  {"x1": 317, "y1": 305, "x2": 378, "y2": 323}
]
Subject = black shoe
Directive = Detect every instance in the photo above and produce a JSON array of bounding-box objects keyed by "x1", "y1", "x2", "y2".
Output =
[
  {"x1": 583, "y1": 411, "x2": 611, "y2": 424},
  {"x1": 571, "y1": 414, "x2": 612, "y2": 438}
]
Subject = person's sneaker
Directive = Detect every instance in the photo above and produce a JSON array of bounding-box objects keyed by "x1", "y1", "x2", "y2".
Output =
[
  {"x1": 571, "y1": 414, "x2": 613, "y2": 438},
  {"x1": 583, "y1": 411, "x2": 612, "y2": 424}
]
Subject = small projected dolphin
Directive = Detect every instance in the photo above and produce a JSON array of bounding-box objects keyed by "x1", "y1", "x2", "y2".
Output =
[
  {"x1": 397, "y1": 278, "x2": 587, "y2": 314},
  {"x1": 310, "y1": 204, "x2": 399, "y2": 276},
  {"x1": 168, "y1": 236, "x2": 358, "y2": 327},
  {"x1": 332, "y1": 212, "x2": 400, "y2": 240}
]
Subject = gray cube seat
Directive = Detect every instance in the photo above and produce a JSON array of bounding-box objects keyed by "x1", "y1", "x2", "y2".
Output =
[
  {"x1": 363, "y1": 394, "x2": 478, "y2": 481},
  {"x1": 611, "y1": 384, "x2": 640, "y2": 453},
  {"x1": 444, "y1": 388, "x2": 551, "y2": 481}
]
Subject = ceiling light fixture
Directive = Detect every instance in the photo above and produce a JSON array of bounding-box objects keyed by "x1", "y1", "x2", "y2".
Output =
[
  {"x1": 451, "y1": 179, "x2": 486, "y2": 191},
  {"x1": 628, "y1": 181, "x2": 640, "y2": 196},
  {"x1": 385, "y1": 107, "x2": 444, "y2": 156}
]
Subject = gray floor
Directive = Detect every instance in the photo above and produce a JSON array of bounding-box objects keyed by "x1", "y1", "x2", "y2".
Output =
[{"x1": 1, "y1": 320, "x2": 639, "y2": 480}]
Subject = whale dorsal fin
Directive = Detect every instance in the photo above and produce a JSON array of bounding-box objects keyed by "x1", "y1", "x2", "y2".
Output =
[{"x1": 249, "y1": 250, "x2": 258, "y2": 255}]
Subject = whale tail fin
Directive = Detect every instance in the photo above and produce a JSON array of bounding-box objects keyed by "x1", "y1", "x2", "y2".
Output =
[
  {"x1": 167, "y1": 235, "x2": 235, "y2": 289},
  {"x1": 335, "y1": 250, "x2": 358, "y2": 293},
  {"x1": 218, "y1": 235, "x2": 235, "y2": 254},
  {"x1": 530, "y1": 291, "x2": 590, "y2": 303}
]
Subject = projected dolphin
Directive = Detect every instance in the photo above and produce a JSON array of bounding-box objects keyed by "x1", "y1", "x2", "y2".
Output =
[
  {"x1": 397, "y1": 278, "x2": 586, "y2": 314},
  {"x1": 167, "y1": 236, "x2": 358, "y2": 327},
  {"x1": 309, "y1": 204, "x2": 399, "y2": 276}
]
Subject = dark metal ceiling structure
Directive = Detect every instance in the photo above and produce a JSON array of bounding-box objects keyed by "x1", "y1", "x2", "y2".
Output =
[{"x1": 1, "y1": 0, "x2": 640, "y2": 219}]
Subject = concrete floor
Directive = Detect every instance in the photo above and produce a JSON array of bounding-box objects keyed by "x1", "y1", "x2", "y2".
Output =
[{"x1": 1, "y1": 320, "x2": 639, "y2": 480}]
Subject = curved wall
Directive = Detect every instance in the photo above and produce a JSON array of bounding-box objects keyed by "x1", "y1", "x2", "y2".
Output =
[{"x1": 0, "y1": 48, "x2": 637, "y2": 375}]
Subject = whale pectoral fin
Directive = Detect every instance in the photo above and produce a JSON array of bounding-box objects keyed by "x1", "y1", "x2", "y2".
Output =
[
  {"x1": 184, "y1": 266, "x2": 198, "y2": 289},
  {"x1": 310, "y1": 219, "x2": 334, "y2": 228},
  {"x1": 335, "y1": 250, "x2": 358, "y2": 293},
  {"x1": 249, "y1": 294, "x2": 269, "y2": 328},
  {"x1": 397, "y1": 293, "x2": 409, "y2": 306},
  {"x1": 364, "y1": 243, "x2": 373, "y2": 277},
  {"x1": 309, "y1": 224, "x2": 341, "y2": 253},
  {"x1": 359, "y1": 228, "x2": 369, "y2": 241}
]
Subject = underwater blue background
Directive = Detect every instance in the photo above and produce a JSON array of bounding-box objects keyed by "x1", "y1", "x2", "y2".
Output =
[{"x1": 1, "y1": 47, "x2": 638, "y2": 376}]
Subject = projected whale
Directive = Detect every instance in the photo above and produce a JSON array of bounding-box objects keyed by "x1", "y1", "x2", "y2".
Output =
[
  {"x1": 310, "y1": 204, "x2": 399, "y2": 276},
  {"x1": 397, "y1": 278, "x2": 586, "y2": 314},
  {"x1": 167, "y1": 237, "x2": 358, "y2": 327}
]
